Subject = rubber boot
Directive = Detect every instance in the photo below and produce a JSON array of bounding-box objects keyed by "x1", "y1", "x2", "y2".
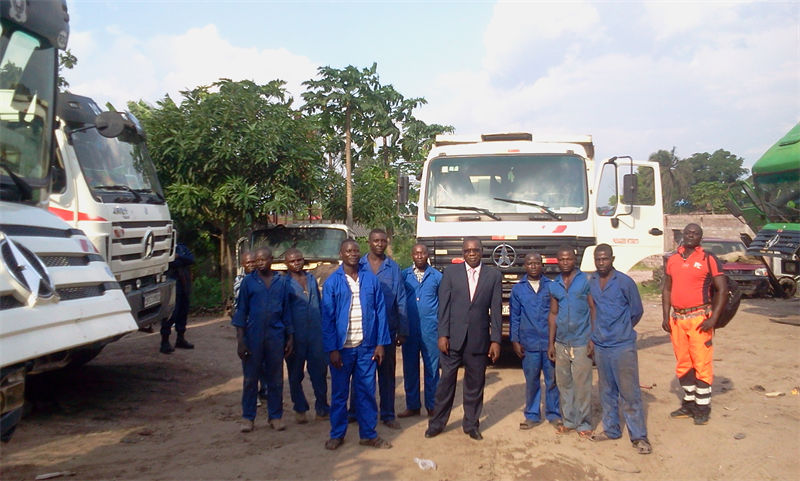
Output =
[
  {"x1": 160, "y1": 334, "x2": 174, "y2": 354},
  {"x1": 175, "y1": 333, "x2": 194, "y2": 349}
]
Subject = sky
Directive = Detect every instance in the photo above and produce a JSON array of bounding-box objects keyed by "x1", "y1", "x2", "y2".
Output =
[{"x1": 63, "y1": 0, "x2": 800, "y2": 171}]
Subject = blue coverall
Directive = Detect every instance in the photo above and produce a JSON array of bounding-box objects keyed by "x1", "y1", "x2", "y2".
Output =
[
  {"x1": 232, "y1": 271, "x2": 292, "y2": 422},
  {"x1": 322, "y1": 267, "x2": 390, "y2": 441},
  {"x1": 550, "y1": 269, "x2": 593, "y2": 432},
  {"x1": 589, "y1": 269, "x2": 648, "y2": 441},
  {"x1": 285, "y1": 272, "x2": 329, "y2": 417},
  {"x1": 161, "y1": 243, "x2": 194, "y2": 338},
  {"x1": 509, "y1": 275, "x2": 560, "y2": 423},
  {"x1": 356, "y1": 254, "x2": 407, "y2": 422},
  {"x1": 400, "y1": 265, "x2": 442, "y2": 413}
]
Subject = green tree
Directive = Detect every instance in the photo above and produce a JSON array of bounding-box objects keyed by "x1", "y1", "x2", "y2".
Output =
[
  {"x1": 649, "y1": 148, "x2": 689, "y2": 214},
  {"x1": 685, "y1": 149, "x2": 747, "y2": 184},
  {"x1": 129, "y1": 79, "x2": 323, "y2": 297},
  {"x1": 302, "y1": 64, "x2": 381, "y2": 227},
  {"x1": 689, "y1": 181, "x2": 728, "y2": 213}
]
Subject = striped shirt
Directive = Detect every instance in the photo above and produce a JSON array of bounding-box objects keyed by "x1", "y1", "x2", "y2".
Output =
[{"x1": 343, "y1": 273, "x2": 363, "y2": 348}]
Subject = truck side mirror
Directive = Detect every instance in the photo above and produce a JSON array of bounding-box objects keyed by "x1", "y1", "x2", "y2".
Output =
[
  {"x1": 94, "y1": 111, "x2": 127, "y2": 138},
  {"x1": 622, "y1": 173, "x2": 638, "y2": 204},
  {"x1": 398, "y1": 175, "x2": 409, "y2": 204}
]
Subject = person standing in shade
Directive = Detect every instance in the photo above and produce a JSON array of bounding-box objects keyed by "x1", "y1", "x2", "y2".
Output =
[
  {"x1": 357, "y1": 229, "x2": 408, "y2": 430},
  {"x1": 425, "y1": 237, "x2": 502, "y2": 441},
  {"x1": 230, "y1": 250, "x2": 255, "y2": 317},
  {"x1": 587, "y1": 244, "x2": 652, "y2": 454},
  {"x1": 547, "y1": 246, "x2": 595, "y2": 438},
  {"x1": 161, "y1": 242, "x2": 195, "y2": 354},
  {"x1": 322, "y1": 240, "x2": 392, "y2": 450},
  {"x1": 399, "y1": 243, "x2": 442, "y2": 418},
  {"x1": 232, "y1": 247, "x2": 294, "y2": 433},
  {"x1": 662, "y1": 223, "x2": 726, "y2": 425},
  {"x1": 510, "y1": 252, "x2": 560, "y2": 429},
  {"x1": 284, "y1": 248, "x2": 330, "y2": 423}
]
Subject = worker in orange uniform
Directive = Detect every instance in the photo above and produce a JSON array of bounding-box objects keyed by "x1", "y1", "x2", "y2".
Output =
[{"x1": 661, "y1": 223, "x2": 726, "y2": 425}]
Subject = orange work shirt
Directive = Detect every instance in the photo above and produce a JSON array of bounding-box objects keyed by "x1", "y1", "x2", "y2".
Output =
[{"x1": 665, "y1": 245, "x2": 723, "y2": 310}]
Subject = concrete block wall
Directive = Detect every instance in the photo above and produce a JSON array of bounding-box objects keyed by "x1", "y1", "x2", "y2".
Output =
[{"x1": 664, "y1": 214, "x2": 755, "y2": 251}]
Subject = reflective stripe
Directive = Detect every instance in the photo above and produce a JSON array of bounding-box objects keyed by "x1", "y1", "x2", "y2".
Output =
[
  {"x1": 695, "y1": 397, "x2": 711, "y2": 405},
  {"x1": 682, "y1": 385, "x2": 697, "y2": 392},
  {"x1": 696, "y1": 386, "x2": 712, "y2": 395},
  {"x1": 683, "y1": 394, "x2": 696, "y2": 401}
]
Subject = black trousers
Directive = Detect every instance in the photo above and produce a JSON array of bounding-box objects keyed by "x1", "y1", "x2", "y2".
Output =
[{"x1": 428, "y1": 344, "x2": 488, "y2": 433}]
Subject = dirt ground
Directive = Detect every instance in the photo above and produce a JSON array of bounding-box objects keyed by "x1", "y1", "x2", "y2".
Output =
[{"x1": 1, "y1": 296, "x2": 799, "y2": 481}]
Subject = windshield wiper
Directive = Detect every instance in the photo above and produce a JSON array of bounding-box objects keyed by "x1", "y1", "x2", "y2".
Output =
[
  {"x1": 133, "y1": 188, "x2": 166, "y2": 203},
  {"x1": 0, "y1": 161, "x2": 33, "y2": 202},
  {"x1": 433, "y1": 205, "x2": 501, "y2": 221},
  {"x1": 93, "y1": 184, "x2": 142, "y2": 202},
  {"x1": 493, "y1": 197, "x2": 562, "y2": 220}
]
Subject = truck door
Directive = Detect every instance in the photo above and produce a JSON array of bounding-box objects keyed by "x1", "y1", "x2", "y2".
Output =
[{"x1": 592, "y1": 158, "x2": 664, "y2": 273}]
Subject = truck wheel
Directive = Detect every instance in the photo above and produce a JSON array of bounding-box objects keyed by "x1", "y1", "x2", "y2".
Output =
[
  {"x1": 66, "y1": 346, "x2": 105, "y2": 368},
  {"x1": 778, "y1": 277, "x2": 798, "y2": 298}
]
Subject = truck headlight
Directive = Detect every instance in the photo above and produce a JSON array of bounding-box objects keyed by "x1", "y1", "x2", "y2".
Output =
[{"x1": 755, "y1": 267, "x2": 768, "y2": 277}]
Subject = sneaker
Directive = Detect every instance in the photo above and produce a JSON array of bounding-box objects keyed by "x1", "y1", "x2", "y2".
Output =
[
  {"x1": 269, "y1": 418, "x2": 286, "y2": 431},
  {"x1": 240, "y1": 420, "x2": 254, "y2": 433},
  {"x1": 295, "y1": 411, "x2": 308, "y2": 424}
]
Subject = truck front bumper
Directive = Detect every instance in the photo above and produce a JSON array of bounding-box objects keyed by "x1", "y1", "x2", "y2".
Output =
[{"x1": 127, "y1": 278, "x2": 176, "y2": 329}]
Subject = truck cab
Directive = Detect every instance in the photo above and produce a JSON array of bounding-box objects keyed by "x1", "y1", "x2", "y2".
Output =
[
  {"x1": 1, "y1": 0, "x2": 137, "y2": 442},
  {"x1": 49, "y1": 93, "x2": 177, "y2": 328}
]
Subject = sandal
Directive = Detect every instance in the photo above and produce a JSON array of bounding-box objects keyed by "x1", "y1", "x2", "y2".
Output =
[
  {"x1": 325, "y1": 437, "x2": 344, "y2": 450},
  {"x1": 577, "y1": 430, "x2": 593, "y2": 439},
  {"x1": 589, "y1": 431, "x2": 618, "y2": 442},
  {"x1": 359, "y1": 436, "x2": 392, "y2": 449},
  {"x1": 632, "y1": 439, "x2": 652, "y2": 455},
  {"x1": 554, "y1": 424, "x2": 573, "y2": 434}
]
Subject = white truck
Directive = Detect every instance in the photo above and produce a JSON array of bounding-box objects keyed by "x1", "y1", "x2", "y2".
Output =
[
  {"x1": 1, "y1": 0, "x2": 137, "y2": 441},
  {"x1": 414, "y1": 132, "x2": 664, "y2": 319},
  {"x1": 49, "y1": 92, "x2": 176, "y2": 329}
]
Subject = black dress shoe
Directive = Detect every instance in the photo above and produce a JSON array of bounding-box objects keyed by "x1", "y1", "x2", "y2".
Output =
[
  {"x1": 466, "y1": 430, "x2": 483, "y2": 441},
  {"x1": 424, "y1": 427, "x2": 442, "y2": 438}
]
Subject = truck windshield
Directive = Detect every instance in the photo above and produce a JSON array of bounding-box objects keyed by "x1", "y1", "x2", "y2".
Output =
[
  {"x1": 71, "y1": 128, "x2": 165, "y2": 203},
  {"x1": 754, "y1": 170, "x2": 800, "y2": 223},
  {"x1": 251, "y1": 226, "x2": 347, "y2": 260},
  {"x1": 0, "y1": 26, "x2": 57, "y2": 203},
  {"x1": 425, "y1": 154, "x2": 588, "y2": 220}
]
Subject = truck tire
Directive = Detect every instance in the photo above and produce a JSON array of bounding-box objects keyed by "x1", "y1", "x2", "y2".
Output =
[{"x1": 778, "y1": 276, "x2": 798, "y2": 298}]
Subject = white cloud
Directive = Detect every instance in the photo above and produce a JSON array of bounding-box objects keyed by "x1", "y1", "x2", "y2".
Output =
[
  {"x1": 64, "y1": 24, "x2": 318, "y2": 110},
  {"x1": 418, "y1": 1, "x2": 799, "y2": 169}
]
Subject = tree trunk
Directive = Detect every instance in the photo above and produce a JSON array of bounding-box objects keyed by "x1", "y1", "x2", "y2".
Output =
[
  {"x1": 345, "y1": 109, "x2": 353, "y2": 228},
  {"x1": 219, "y1": 226, "x2": 234, "y2": 302}
]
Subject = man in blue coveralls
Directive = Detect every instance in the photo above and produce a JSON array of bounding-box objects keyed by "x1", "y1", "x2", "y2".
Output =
[
  {"x1": 510, "y1": 252, "x2": 560, "y2": 429},
  {"x1": 398, "y1": 243, "x2": 442, "y2": 418},
  {"x1": 322, "y1": 239, "x2": 392, "y2": 450},
  {"x1": 357, "y1": 229, "x2": 407, "y2": 429},
  {"x1": 547, "y1": 246, "x2": 595, "y2": 438},
  {"x1": 232, "y1": 247, "x2": 294, "y2": 433},
  {"x1": 283, "y1": 248, "x2": 330, "y2": 424},
  {"x1": 587, "y1": 244, "x2": 652, "y2": 454}
]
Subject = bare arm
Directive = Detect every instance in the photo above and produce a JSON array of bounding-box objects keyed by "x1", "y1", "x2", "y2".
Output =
[{"x1": 661, "y1": 274, "x2": 672, "y2": 333}]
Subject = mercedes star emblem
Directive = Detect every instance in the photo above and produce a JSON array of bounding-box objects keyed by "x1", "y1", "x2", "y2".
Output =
[{"x1": 492, "y1": 243, "x2": 517, "y2": 269}]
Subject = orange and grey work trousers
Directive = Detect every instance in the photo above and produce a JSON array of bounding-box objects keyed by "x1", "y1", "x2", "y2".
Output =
[{"x1": 669, "y1": 307, "x2": 713, "y2": 408}]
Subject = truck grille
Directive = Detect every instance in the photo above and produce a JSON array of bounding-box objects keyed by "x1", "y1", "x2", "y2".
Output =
[{"x1": 40, "y1": 255, "x2": 90, "y2": 267}]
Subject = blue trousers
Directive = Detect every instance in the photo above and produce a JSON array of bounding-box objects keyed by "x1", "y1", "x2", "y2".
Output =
[
  {"x1": 286, "y1": 334, "x2": 329, "y2": 416},
  {"x1": 330, "y1": 344, "x2": 378, "y2": 440},
  {"x1": 241, "y1": 334, "x2": 284, "y2": 421},
  {"x1": 554, "y1": 342, "x2": 592, "y2": 432},
  {"x1": 595, "y1": 344, "x2": 648, "y2": 441},
  {"x1": 521, "y1": 350, "x2": 560, "y2": 422},
  {"x1": 401, "y1": 330, "x2": 439, "y2": 411}
]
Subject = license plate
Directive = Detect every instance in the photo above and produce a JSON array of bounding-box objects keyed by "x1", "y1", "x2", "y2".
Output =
[
  {"x1": 143, "y1": 290, "x2": 161, "y2": 308},
  {"x1": 502, "y1": 304, "x2": 510, "y2": 316}
]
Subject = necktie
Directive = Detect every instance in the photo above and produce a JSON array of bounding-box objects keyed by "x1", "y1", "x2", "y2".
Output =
[{"x1": 469, "y1": 267, "x2": 478, "y2": 301}]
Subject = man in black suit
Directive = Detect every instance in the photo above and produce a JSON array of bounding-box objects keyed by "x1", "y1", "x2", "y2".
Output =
[{"x1": 425, "y1": 237, "x2": 502, "y2": 441}]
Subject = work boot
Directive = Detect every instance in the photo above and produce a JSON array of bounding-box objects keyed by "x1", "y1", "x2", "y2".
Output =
[
  {"x1": 175, "y1": 334, "x2": 194, "y2": 349},
  {"x1": 693, "y1": 404, "x2": 711, "y2": 425},
  {"x1": 160, "y1": 334, "x2": 174, "y2": 354},
  {"x1": 670, "y1": 400, "x2": 696, "y2": 419}
]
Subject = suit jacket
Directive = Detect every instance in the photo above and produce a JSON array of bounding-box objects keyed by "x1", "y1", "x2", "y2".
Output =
[{"x1": 438, "y1": 262, "x2": 502, "y2": 354}]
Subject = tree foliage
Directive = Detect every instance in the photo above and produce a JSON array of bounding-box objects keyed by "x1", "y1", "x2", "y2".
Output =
[
  {"x1": 649, "y1": 147, "x2": 747, "y2": 213},
  {"x1": 129, "y1": 79, "x2": 323, "y2": 295}
]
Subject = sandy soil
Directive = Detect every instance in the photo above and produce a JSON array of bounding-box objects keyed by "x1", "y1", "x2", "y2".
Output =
[{"x1": 1, "y1": 296, "x2": 799, "y2": 481}]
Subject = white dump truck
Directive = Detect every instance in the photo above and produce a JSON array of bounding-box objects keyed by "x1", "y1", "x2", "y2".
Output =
[
  {"x1": 50, "y1": 92, "x2": 177, "y2": 329},
  {"x1": 413, "y1": 132, "x2": 664, "y2": 320},
  {"x1": 1, "y1": 0, "x2": 137, "y2": 442}
]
